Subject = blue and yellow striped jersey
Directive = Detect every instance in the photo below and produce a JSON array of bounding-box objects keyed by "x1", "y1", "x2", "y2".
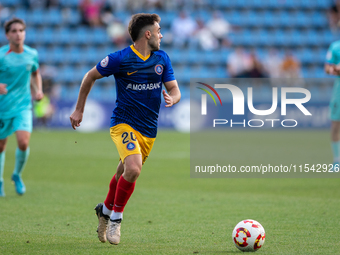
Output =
[{"x1": 96, "y1": 45, "x2": 175, "y2": 138}]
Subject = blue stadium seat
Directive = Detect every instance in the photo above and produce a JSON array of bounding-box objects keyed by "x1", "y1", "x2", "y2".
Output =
[
  {"x1": 36, "y1": 46, "x2": 47, "y2": 63},
  {"x1": 238, "y1": 31, "x2": 253, "y2": 46},
  {"x1": 272, "y1": 30, "x2": 286, "y2": 47},
  {"x1": 305, "y1": 30, "x2": 319, "y2": 46},
  {"x1": 24, "y1": 27, "x2": 37, "y2": 44},
  {"x1": 212, "y1": 0, "x2": 231, "y2": 8},
  {"x1": 30, "y1": 9, "x2": 45, "y2": 26},
  {"x1": 293, "y1": 11, "x2": 310, "y2": 28},
  {"x1": 310, "y1": 11, "x2": 328, "y2": 28},
  {"x1": 92, "y1": 28, "x2": 110, "y2": 45},
  {"x1": 184, "y1": 49, "x2": 198, "y2": 65},
  {"x1": 114, "y1": 11, "x2": 131, "y2": 23},
  {"x1": 254, "y1": 30, "x2": 272, "y2": 47},
  {"x1": 98, "y1": 85, "x2": 116, "y2": 101},
  {"x1": 13, "y1": 8, "x2": 27, "y2": 21},
  {"x1": 45, "y1": 46, "x2": 64, "y2": 64},
  {"x1": 59, "y1": 0, "x2": 79, "y2": 8},
  {"x1": 265, "y1": 0, "x2": 285, "y2": 9},
  {"x1": 298, "y1": 48, "x2": 314, "y2": 64},
  {"x1": 38, "y1": 27, "x2": 55, "y2": 45},
  {"x1": 62, "y1": 9, "x2": 81, "y2": 26},
  {"x1": 277, "y1": 11, "x2": 291, "y2": 27},
  {"x1": 284, "y1": 29, "x2": 303, "y2": 47},
  {"x1": 66, "y1": 47, "x2": 82, "y2": 64},
  {"x1": 250, "y1": 0, "x2": 268, "y2": 9},
  {"x1": 282, "y1": 0, "x2": 301, "y2": 9},
  {"x1": 214, "y1": 66, "x2": 227, "y2": 78},
  {"x1": 56, "y1": 65, "x2": 74, "y2": 83},
  {"x1": 260, "y1": 11, "x2": 282, "y2": 28},
  {"x1": 74, "y1": 27, "x2": 92, "y2": 45},
  {"x1": 44, "y1": 8, "x2": 62, "y2": 26},
  {"x1": 322, "y1": 31, "x2": 337, "y2": 46},
  {"x1": 194, "y1": 10, "x2": 211, "y2": 22},
  {"x1": 73, "y1": 65, "x2": 89, "y2": 82},
  {"x1": 227, "y1": 11, "x2": 242, "y2": 25},
  {"x1": 1, "y1": 0, "x2": 21, "y2": 7},
  {"x1": 61, "y1": 27, "x2": 74, "y2": 45},
  {"x1": 81, "y1": 46, "x2": 97, "y2": 64},
  {"x1": 317, "y1": 0, "x2": 333, "y2": 9},
  {"x1": 170, "y1": 50, "x2": 185, "y2": 65},
  {"x1": 159, "y1": 12, "x2": 176, "y2": 28}
]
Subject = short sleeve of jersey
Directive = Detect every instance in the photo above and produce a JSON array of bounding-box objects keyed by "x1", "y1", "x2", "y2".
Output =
[
  {"x1": 32, "y1": 49, "x2": 39, "y2": 72},
  {"x1": 326, "y1": 43, "x2": 337, "y2": 64},
  {"x1": 96, "y1": 52, "x2": 121, "y2": 77},
  {"x1": 162, "y1": 52, "x2": 175, "y2": 83}
]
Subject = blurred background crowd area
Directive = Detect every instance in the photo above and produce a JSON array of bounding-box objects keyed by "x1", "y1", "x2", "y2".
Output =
[{"x1": 0, "y1": 0, "x2": 339, "y2": 103}]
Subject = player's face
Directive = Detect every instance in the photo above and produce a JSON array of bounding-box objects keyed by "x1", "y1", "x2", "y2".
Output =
[
  {"x1": 149, "y1": 22, "x2": 162, "y2": 51},
  {"x1": 6, "y1": 23, "x2": 26, "y2": 47}
]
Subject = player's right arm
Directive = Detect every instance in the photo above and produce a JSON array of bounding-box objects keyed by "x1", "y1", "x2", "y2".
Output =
[
  {"x1": 0, "y1": 83, "x2": 7, "y2": 94},
  {"x1": 70, "y1": 67, "x2": 103, "y2": 130}
]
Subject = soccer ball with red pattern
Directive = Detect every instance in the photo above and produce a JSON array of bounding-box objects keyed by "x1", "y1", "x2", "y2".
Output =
[{"x1": 232, "y1": 219, "x2": 265, "y2": 252}]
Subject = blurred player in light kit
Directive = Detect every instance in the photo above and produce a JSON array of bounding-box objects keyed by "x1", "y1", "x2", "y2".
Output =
[
  {"x1": 0, "y1": 18, "x2": 43, "y2": 196},
  {"x1": 70, "y1": 13, "x2": 181, "y2": 245},
  {"x1": 325, "y1": 40, "x2": 340, "y2": 169}
]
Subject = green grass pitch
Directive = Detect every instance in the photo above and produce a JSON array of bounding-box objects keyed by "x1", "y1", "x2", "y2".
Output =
[{"x1": 0, "y1": 130, "x2": 339, "y2": 254}]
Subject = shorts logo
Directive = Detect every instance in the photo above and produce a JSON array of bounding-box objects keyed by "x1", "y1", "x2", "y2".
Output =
[
  {"x1": 126, "y1": 142, "x2": 136, "y2": 150},
  {"x1": 155, "y1": 64, "x2": 163, "y2": 75},
  {"x1": 100, "y1": 56, "x2": 109, "y2": 67}
]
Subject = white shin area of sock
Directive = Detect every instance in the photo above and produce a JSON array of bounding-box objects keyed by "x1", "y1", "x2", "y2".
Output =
[
  {"x1": 110, "y1": 211, "x2": 123, "y2": 221},
  {"x1": 102, "y1": 203, "x2": 112, "y2": 216}
]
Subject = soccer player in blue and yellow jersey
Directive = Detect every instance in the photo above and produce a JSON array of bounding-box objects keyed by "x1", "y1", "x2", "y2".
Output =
[
  {"x1": 325, "y1": 41, "x2": 340, "y2": 169},
  {"x1": 0, "y1": 18, "x2": 43, "y2": 197},
  {"x1": 70, "y1": 13, "x2": 181, "y2": 245}
]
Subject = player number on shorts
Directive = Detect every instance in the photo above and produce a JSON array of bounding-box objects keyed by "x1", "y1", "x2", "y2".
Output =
[{"x1": 121, "y1": 132, "x2": 137, "y2": 144}]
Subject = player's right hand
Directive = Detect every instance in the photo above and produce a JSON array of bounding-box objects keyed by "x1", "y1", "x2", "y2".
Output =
[
  {"x1": 0, "y1": 83, "x2": 7, "y2": 94},
  {"x1": 70, "y1": 110, "x2": 83, "y2": 130}
]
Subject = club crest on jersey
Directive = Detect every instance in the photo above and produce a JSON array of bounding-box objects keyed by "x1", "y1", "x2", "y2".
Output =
[
  {"x1": 100, "y1": 56, "x2": 109, "y2": 67},
  {"x1": 155, "y1": 64, "x2": 163, "y2": 75},
  {"x1": 126, "y1": 142, "x2": 136, "y2": 150}
]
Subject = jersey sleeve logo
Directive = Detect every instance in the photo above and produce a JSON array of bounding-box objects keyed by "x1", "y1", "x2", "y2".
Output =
[
  {"x1": 155, "y1": 64, "x2": 163, "y2": 75},
  {"x1": 100, "y1": 56, "x2": 109, "y2": 67}
]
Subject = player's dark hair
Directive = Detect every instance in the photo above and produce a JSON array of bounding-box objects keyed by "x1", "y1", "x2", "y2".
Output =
[
  {"x1": 4, "y1": 17, "x2": 26, "y2": 34},
  {"x1": 128, "y1": 13, "x2": 161, "y2": 42}
]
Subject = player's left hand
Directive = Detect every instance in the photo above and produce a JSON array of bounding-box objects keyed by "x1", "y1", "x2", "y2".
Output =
[
  {"x1": 33, "y1": 91, "x2": 44, "y2": 101},
  {"x1": 334, "y1": 65, "x2": 340, "y2": 75},
  {"x1": 162, "y1": 89, "x2": 174, "y2": 107}
]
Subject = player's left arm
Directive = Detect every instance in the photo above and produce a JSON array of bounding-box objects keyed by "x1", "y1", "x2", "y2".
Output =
[
  {"x1": 31, "y1": 69, "x2": 44, "y2": 101},
  {"x1": 163, "y1": 80, "x2": 181, "y2": 108}
]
